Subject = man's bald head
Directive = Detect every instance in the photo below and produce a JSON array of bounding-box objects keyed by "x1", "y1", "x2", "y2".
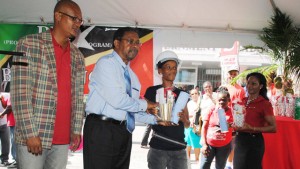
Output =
[{"x1": 54, "y1": 0, "x2": 80, "y2": 13}]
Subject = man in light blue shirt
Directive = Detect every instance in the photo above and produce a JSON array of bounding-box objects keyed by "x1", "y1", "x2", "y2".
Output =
[{"x1": 83, "y1": 27, "x2": 160, "y2": 169}]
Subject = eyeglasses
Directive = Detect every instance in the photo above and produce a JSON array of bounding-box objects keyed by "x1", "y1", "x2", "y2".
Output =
[
  {"x1": 120, "y1": 38, "x2": 142, "y2": 47},
  {"x1": 59, "y1": 11, "x2": 84, "y2": 25},
  {"x1": 162, "y1": 65, "x2": 177, "y2": 71}
]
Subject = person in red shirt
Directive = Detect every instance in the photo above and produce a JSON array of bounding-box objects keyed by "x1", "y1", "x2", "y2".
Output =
[
  {"x1": 226, "y1": 66, "x2": 246, "y2": 106},
  {"x1": 0, "y1": 94, "x2": 11, "y2": 167},
  {"x1": 233, "y1": 72, "x2": 276, "y2": 169},
  {"x1": 200, "y1": 86, "x2": 233, "y2": 169},
  {"x1": 0, "y1": 95, "x2": 17, "y2": 167},
  {"x1": 225, "y1": 66, "x2": 245, "y2": 169},
  {"x1": 11, "y1": 1, "x2": 85, "y2": 169}
]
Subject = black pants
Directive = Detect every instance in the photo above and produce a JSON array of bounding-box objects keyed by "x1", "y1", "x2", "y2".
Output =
[
  {"x1": 233, "y1": 133, "x2": 264, "y2": 169},
  {"x1": 83, "y1": 115, "x2": 132, "y2": 169}
]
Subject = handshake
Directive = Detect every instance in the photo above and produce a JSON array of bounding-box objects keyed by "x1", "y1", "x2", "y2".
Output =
[{"x1": 146, "y1": 100, "x2": 159, "y2": 115}]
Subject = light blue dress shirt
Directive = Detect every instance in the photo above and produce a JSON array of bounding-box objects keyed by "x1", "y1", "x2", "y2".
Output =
[{"x1": 85, "y1": 51, "x2": 157, "y2": 125}]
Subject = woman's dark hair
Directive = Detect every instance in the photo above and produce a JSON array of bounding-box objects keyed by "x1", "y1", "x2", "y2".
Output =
[
  {"x1": 112, "y1": 27, "x2": 139, "y2": 48},
  {"x1": 216, "y1": 86, "x2": 230, "y2": 99},
  {"x1": 246, "y1": 72, "x2": 269, "y2": 100}
]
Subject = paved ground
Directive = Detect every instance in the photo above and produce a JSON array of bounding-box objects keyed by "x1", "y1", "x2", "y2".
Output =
[
  {"x1": 65, "y1": 124, "x2": 201, "y2": 169},
  {"x1": 0, "y1": 124, "x2": 204, "y2": 169}
]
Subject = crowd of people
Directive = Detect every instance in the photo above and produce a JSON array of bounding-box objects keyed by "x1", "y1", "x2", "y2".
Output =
[
  {"x1": 138, "y1": 62, "x2": 277, "y2": 169},
  {"x1": 138, "y1": 66, "x2": 277, "y2": 169},
  {"x1": 0, "y1": 0, "x2": 278, "y2": 169}
]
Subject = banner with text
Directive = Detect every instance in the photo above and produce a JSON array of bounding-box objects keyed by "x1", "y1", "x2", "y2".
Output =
[
  {"x1": 219, "y1": 41, "x2": 240, "y2": 85},
  {"x1": 0, "y1": 24, "x2": 154, "y2": 97}
]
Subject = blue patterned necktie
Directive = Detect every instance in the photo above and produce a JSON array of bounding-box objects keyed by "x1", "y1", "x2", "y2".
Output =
[{"x1": 124, "y1": 67, "x2": 135, "y2": 133}]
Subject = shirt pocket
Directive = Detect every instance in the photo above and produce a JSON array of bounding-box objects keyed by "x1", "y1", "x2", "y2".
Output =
[{"x1": 132, "y1": 87, "x2": 140, "y2": 99}]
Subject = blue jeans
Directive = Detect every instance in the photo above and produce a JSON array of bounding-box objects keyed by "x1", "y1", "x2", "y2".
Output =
[
  {"x1": 9, "y1": 126, "x2": 16, "y2": 160},
  {"x1": 16, "y1": 144, "x2": 69, "y2": 169},
  {"x1": 0, "y1": 124, "x2": 10, "y2": 162},
  {"x1": 200, "y1": 142, "x2": 232, "y2": 169},
  {"x1": 147, "y1": 148, "x2": 188, "y2": 169}
]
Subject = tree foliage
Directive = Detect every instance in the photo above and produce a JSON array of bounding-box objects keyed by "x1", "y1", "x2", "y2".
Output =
[
  {"x1": 231, "y1": 65, "x2": 278, "y2": 85},
  {"x1": 259, "y1": 8, "x2": 300, "y2": 82},
  {"x1": 234, "y1": 8, "x2": 300, "y2": 87}
]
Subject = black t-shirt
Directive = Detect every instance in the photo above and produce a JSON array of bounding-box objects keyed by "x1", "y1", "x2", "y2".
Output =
[{"x1": 144, "y1": 85, "x2": 187, "y2": 150}]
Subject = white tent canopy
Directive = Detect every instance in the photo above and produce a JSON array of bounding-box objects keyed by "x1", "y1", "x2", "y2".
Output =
[
  {"x1": 1, "y1": 0, "x2": 300, "y2": 48},
  {"x1": 2, "y1": 0, "x2": 298, "y2": 87},
  {"x1": 2, "y1": 0, "x2": 297, "y2": 66},
  {"x1": 1, "y1": 0, "x2": 300, "y2": 33}
]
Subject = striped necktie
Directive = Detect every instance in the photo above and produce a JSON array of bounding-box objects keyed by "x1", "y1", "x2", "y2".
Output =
[{"x1": 124, "y1": 67, "x2": 135, "y2": 133}]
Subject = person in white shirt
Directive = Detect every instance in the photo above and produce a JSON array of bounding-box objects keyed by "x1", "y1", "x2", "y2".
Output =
[
  {"x1": 185, "y1": 89, "x2": 202, "y2": 162},
  {"x1": 200, "y1": 81, "x2": 217, "y2": 117}
]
